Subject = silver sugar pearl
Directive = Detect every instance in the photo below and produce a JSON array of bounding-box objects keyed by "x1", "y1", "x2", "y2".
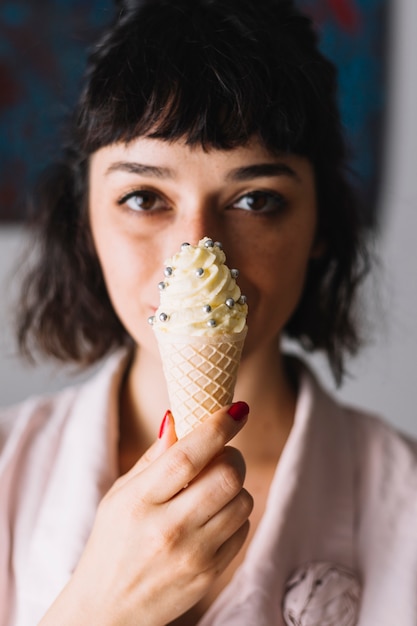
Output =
[
  {"x1": 231, "y1": 269, "x2": 239, "y2": 279},
  {"x1": 158, "y1": 281, "x2": 167, "y2": 290},
  {"x1": 226, "y1": 298, "x2": 235, "y2": 308},
  {"x1": 147, "y1": 315, "x2": 156, "y2": 325},
  {"x1": 159, "y1": 312, "x2": 169, "y2": 322},
  {"x1": 164, "y1": 266, "x2": 173, "y2": 277},
  {"x1": 204, "y1": 239, "x2": 214, "y2": 248},
  {"x1": 203, "y1": 304, "x2": 212, "y2": 313},
  {"x1": 215, "y1": 241, "x2": 223, "y2": 249},
  {"x1": 181, "y1": 242, "x2": 190, "y2": 250},
  {"x1": 238, "y1": 295, "x2": 247, "y2": 305},
  {"x1": 207, "y1": 319, "x2": 217, "y2": 328},
  {"x1": 196, "y1": 268, "x2": 204, "y2": 277}
]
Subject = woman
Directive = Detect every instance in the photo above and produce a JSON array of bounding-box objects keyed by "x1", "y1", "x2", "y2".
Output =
[{"x1": 1, "y1": 0, "x2": 417, "y2": 624}]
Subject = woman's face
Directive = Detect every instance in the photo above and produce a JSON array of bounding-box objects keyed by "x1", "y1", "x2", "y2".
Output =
[{"x1": 89, "y1": 136, "x2": 320, "y2": 358}]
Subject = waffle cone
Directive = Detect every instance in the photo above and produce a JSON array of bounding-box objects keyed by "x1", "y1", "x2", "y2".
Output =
[{"x1": 154, "y1": 328, "x2": 247, "y2": 438}]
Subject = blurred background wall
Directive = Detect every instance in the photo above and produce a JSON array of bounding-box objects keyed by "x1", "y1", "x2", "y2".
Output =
[{"x1": 1, "y1": 0, "x2": 416, "y2": 436}]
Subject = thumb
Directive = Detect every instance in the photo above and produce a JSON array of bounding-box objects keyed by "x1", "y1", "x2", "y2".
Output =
[{"x1": 128, "y1": 410, "x2": 178, "y2": 477}]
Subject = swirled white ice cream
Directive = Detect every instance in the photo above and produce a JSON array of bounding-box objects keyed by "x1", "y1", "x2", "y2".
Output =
[{"x1": 150, "y1": 237, "x2": 248, "y2": 336}]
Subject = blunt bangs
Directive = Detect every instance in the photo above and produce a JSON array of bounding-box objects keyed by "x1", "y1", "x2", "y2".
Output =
[{"x1": 76, "y1": 0, "x2": 338, "y2": 160}]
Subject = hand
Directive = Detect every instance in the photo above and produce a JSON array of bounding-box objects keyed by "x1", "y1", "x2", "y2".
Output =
[{"x1": 39, "y1": 402, "x2": 252, "y2": 626}]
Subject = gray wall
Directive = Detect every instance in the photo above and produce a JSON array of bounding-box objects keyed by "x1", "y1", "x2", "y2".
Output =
[{"x1": 1, "y1": 0, "x2": 417, "y2": 437}]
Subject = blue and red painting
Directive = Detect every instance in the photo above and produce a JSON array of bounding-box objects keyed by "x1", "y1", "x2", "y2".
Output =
[{"x1": 0, "y1": 0, "x2": 387, "y2": 224}]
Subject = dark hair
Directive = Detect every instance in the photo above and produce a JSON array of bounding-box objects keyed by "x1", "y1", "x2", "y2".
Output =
[{"x1": 17, "y1": 0, "x2": 368, "y2": 382}]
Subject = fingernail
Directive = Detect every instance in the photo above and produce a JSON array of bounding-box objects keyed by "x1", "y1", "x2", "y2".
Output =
[
  {"x1": 227, "y1": 401, "x2": 249, "y2": 421},
  {"x1": 158, "y1": 410, "x2": 171, "y2": 438}
]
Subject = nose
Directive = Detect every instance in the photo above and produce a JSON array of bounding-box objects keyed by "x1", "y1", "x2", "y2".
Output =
[
  {"x1": 183, "y1": 215, "x2": 221, "y2": 246},
  {"x1": 165, "y1": 207, "x2": 224, "y2": 256}
]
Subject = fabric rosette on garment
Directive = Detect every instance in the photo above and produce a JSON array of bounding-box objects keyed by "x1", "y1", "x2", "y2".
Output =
[{"x1": 282, "y1": 562, "x2": 361, "y2": 626}]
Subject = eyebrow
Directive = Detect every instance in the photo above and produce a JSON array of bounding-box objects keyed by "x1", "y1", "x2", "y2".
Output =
[
  {"x1": 105, "y1": 161, "x2": 174, "y2": 178},
  {"x1": 226, "y1": 163, "x2": 299, "y2": 181}
]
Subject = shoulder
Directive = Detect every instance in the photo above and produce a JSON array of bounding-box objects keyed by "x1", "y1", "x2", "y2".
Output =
[
  {"x1": 324, "y1": 397, "x2": 417, "y2": 607},
  {"x1": 345, "y1": 404, "x2": 417, "y2": 488},
  {"x1": 298, "y1": 360, "x2": 417, "y2": 504},
  {"x1": 0, "y1": 386, "x2": 77, "y2": 449},
  {"x1": 0, "y1": 385, "x2": 85, "y2": 481},
  {"x1": 0, "y1": 349, "x2": 129, "y2": 464},
  {"x1": 300, "y1": 360, "x2": 417, "y2": 472},
  {"x1": 303, "y1": 367, "x2": 417, "y2": 576},
  {"x1": 348, "y1": 407, "x2": 417, "y2": 526},
  {"x1": 337, "y1": 395, "x2": 417, "y2": 497},
  {"x1": 315, "y1": 380, "x2": 417, "y2": 544}
]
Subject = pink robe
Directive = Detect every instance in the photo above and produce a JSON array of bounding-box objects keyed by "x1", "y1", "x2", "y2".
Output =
[{"x1": 1, "y1": 350, "x2": 417, "y2": 625}]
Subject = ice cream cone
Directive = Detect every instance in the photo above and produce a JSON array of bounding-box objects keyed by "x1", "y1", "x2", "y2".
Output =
[{"x1": 155, "y1": 328, "x2": 247, "y2": 438}]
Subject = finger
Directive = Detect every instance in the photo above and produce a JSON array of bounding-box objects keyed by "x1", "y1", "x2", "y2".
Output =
[
  {"x1": 213, "y1": 519, "x2": 251, "y2": 575},
  {"x1": 203, "y1": 488, "x2": 254, "y2": 547},
  {"x1": 157, "y1": 409, "x2": 178, "y2": 450},
  {"x1": 176, "y1": 447, "x2": 247, "y2": 526},
  {"x1": 135, "y1": 401, "x2": 249, "y2": 504},
  {"x1": 115, "y1": 411, "x2": 177, "y2": 491},
  {"x1": 134, "y1": 410, "x2": 178, "y2": 474}
]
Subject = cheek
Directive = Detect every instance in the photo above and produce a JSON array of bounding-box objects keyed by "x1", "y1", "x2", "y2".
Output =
[
  {"x1": 94, "y1": 240, "x2": 159, "y2": 349},
  {"x1": 237, "y1": 227, "x2": 316, "y2": 339},
  {"x1": 89, "y1": 215, "x2": 146, "y2": 328},
  {"x1": 88, "y1": 169, "x2": 157, "y2": 347},
  {"x1": 247, "y1": 248, "x2": 309, "y2": 309}
]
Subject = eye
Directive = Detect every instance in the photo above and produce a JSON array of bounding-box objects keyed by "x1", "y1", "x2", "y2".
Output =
[
  {"x1": 231, "y1": 190, "x2": 287, "y2": 214},
  {"x1": 118, "y1": 190, "x2": 169, "y2": 213}
]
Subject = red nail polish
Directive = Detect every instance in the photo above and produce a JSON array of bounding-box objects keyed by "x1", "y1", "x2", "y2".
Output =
[
  {"x1": 227, "y1": 401, "x2": 249, "y2": 421},
  {"x1": 158, "y1": 410, "x2": 171, "y2": 438}
]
